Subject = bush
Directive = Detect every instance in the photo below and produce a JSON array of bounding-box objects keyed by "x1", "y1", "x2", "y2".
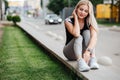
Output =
[
  {"x1": 7, "y1": 15, "x2": 12, "y2": 21},
  {"x1": 6, "y1": 15, "x2": 21, "y2": 25},
  {"x1": 12, "y1": 15, "x2": 21, "y2": 25}
]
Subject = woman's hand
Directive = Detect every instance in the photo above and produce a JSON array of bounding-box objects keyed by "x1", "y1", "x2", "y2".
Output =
[
  {"x1": 72, "y1": 9, "x2": 78, "y2": 18},
  {"x1": 83, "y1": 51, "x2": 91, "y2": 64}
]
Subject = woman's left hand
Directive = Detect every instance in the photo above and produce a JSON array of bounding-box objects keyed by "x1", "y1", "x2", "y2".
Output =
[{"x1": 83, "y1": 51, "x2": 91, "y2": 64}]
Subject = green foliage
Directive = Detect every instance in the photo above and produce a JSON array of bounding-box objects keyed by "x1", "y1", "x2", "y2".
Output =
[
  {"x1": 7, "y1": 15, "x2": 12, "y2": 21},
  {"x1": 6, "y1": 15, "x2": 21, "y2": 25},
  {"x1": 26, "y1": 11, "x2": 31, "y2": 15},
  {"x1": 47, "y1": 0, "x2": 104, "y2": 15},
  {"x1": 116, "y1": 0, "x2": 120, "y2": 6},
  {"x1": 12, "y1": 15, "x2": 21, "y2": 25},
  {"x1": 90, "y1": 0, "x2": 103, "y2": 6},
  {"x1": 97, "y1": 19, "x2": 120, "y2": 26},
  {"x1": 41, "y1": 0, "x2": 43, "y2": 8},
  {"x1": 47, "y1": 0, "x2": 65, "y2": 15},
  {"x1": 69, "y1": 0, "x2": 80, "y2": 7}
]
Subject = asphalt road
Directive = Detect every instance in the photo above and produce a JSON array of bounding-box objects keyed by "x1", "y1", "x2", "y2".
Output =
[{"x1": 23, "y1": 17, "x2": 120, "y2": 70}]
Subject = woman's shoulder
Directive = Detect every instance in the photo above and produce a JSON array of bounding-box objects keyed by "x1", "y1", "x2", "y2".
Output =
[{"x1": 65, "y1": 16, "x2": 74, "y2": 24}]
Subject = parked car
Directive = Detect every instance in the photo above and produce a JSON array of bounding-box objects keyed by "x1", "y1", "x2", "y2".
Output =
[{"x1": 45, "y1": 14, "x2": 62, "y2": 24}]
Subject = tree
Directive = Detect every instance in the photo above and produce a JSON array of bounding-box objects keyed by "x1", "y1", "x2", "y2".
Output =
[
  {"x1": 0, "y1": 0, "x2": 3, "y2": 20},
  {"x1": 65, "y1": 0, "x2": 104, "y2": 7},
  {"x1": 3, "y1": 0, "x2": 9, "y2": 15},
  {"x1": 110, "y1": 0, "x2": 114, "y2": 22},
  {"x1": 7, "y1": 15, "x2": 12, "y2": 21},
  {"x1": 7, "y1": 15, "x2": 21, "y2": 25},
  {"x1": 64, "y1": 0, "x2": 104, "y2": 7},
  {"x1": 47, "y1": 0, "x2": 65, "y2": 15},
  {"x1": 41, "y1": 0, "x2": 43, "y2": 8},
  {"x1": 47, "y1": 0, "x2": 104, "y2": 15},
  {"x1": 63, "y1": 0, "x2": 79, "y2": 7},
  {"x1": 116, "y1": 0, "x2": 120, "y2": 22},
  {"x1": 12, "y1": 15, "x2": 21, "y2": 25},
  {"x1": 90, "y1": 0, "x2": 103, "y2": 7}
]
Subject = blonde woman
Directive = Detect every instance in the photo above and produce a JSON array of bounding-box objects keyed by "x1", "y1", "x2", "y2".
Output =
[{"x1": 63, "y1": 0, "x2": 99, "y2": 72}]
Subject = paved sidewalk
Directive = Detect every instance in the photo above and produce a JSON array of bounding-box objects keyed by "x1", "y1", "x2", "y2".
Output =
[{"x1": 17, "y1": 21, "x2": 120, "y2": 80}]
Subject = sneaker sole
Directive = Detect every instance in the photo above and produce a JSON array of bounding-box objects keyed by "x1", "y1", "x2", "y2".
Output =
[
  {"x1": 90, "y1": 67, "x2": 99, "y2": 70},
  {"x1": 81, "y1": 69, "x2": 90, "y2": 72}
]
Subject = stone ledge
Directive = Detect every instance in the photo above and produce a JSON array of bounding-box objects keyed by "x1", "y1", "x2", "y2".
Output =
[{"x1": 17, "y1": 22, "x2": 120, "y2": 80}]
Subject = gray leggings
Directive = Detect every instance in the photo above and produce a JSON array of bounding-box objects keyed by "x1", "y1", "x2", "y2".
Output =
[{"x1": 63, "y1": 30, "x2": 95, "y2": 60}]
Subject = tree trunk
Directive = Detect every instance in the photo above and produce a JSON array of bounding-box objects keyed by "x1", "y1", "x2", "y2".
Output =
[
  {"x1": 119, "y1": 0, "x2": 120, "y2": 22},
  {"x1": 110, "y1": 0, "x2": 114, "y2": 22},
  {"x1": 0, "y1": 0, "x2": 2, "y2": 20},
  {"x1": 118, "y1": 5, "x2": 120, "y2": 22}
]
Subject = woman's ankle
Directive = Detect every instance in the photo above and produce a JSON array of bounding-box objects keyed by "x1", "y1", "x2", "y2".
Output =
[{"x1": 90, "y1": 53, "x2": 96, "y2": 58}]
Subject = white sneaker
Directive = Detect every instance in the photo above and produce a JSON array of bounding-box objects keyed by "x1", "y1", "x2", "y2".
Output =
[
  {"x1": 78, "y1": 59, "x2": 90, "y2": 72},
  {"x1": 89, "y1": 57, "x2": 99, "y2": 70}
]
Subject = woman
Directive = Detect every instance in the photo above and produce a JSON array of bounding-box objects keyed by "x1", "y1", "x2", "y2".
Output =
[{"x1": 63, "y1": 0, "x2": 99, "y2": 72}]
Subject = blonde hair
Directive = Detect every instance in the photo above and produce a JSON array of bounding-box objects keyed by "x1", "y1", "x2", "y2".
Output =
[{"x1": 75, "y1": 0, "x2": 98, "y2": 31}]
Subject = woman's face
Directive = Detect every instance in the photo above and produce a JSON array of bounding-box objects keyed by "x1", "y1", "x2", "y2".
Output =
[{"x1": 76, "y1": 4, "x2": 89, "y2": 19}]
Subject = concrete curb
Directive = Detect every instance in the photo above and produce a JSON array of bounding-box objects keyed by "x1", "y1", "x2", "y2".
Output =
[
  {"x1": 17, "y1": 22, "x2": 89, "y2": 80},
  {"x1": 16, "y1": 21, "x2": 120, "y2": 80}
]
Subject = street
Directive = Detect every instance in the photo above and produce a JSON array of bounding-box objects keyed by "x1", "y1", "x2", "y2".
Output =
[{"x1": 22, "y1": 17, "x2": 120, "y2": 71}]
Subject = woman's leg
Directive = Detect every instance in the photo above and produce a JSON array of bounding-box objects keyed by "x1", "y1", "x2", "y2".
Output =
[
  {"x1": 82, "y1": 30, "x2": 99, "y2": 69},
  {"x1": 63, "y1": 35, "x2": 90, "y2": 72},
  {"x1": 63, "y1": 35, "x2": 83, "y2": 60},
  {"x1": 82, "y1": 30, "x2": 90, "y2": 51},
  {"x1": 82, "y1": 30, "x2": 95, "y2": 56}
]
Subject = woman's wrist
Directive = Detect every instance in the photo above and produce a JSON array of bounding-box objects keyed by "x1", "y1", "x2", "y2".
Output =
[{"x1": 86, "y1": 48, "x2": 93, "y2": 53}]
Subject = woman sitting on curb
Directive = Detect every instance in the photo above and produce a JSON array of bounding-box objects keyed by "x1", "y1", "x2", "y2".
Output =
[{"x1": 63, "y1": 0, "x2": 99, "y2": 72}]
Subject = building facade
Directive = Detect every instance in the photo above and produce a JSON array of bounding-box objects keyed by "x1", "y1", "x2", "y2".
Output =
[{"x1": 6, "y1": 0, "x2": 50, "y2": 18}]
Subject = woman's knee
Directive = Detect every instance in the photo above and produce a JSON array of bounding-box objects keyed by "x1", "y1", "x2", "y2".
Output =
[
  {"x1": 63, "y1": 46, "x2": 77, "y2": 60},
  {"x1": 74, "y1": 35, "x2": 83, "y2": 45},
  {"x1": 83, "y1": 30, "x2": 90, "y2": 38},
  {"x1": 82, "y1": 30, "x2": 90, "y2": 46}
]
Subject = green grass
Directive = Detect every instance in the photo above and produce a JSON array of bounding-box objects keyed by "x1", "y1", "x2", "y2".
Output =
[
  {"x1": 97, "y1": 19, "x2": 120, "y2": 27},
  {"x1": 0, "y1": 26, "x2": 73, "y2": 80}
]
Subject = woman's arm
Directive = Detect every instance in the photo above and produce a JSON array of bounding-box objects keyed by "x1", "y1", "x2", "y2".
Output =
[
  {"x1": 64, "y1": 10, "x2": 80, "y2": 37},
  {"x1": 87, "y1": 26, "x2": 97, "y2": 50}
]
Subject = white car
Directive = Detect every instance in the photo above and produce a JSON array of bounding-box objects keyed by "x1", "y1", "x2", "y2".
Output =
[{"x1": 45, "y1": 14, "x2": 62, "y2": 24}]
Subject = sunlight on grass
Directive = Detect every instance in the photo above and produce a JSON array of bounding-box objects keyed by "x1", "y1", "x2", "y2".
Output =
[{"x1": 0, "y1": 26, "x2": 72, "y2": 80}]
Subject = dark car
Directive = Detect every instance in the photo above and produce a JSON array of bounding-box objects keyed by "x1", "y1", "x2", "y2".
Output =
[{"x1": 45, "y1": 14, "x2": 62, "y2": 24}]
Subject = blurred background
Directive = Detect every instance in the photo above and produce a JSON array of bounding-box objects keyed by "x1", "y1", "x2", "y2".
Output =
[
  {"x1": 0, "y1": 0, "x2": 120, "y2": 24},
  {"x1": 0, "y1": 1, "x2": 120, "y2": 80}
]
